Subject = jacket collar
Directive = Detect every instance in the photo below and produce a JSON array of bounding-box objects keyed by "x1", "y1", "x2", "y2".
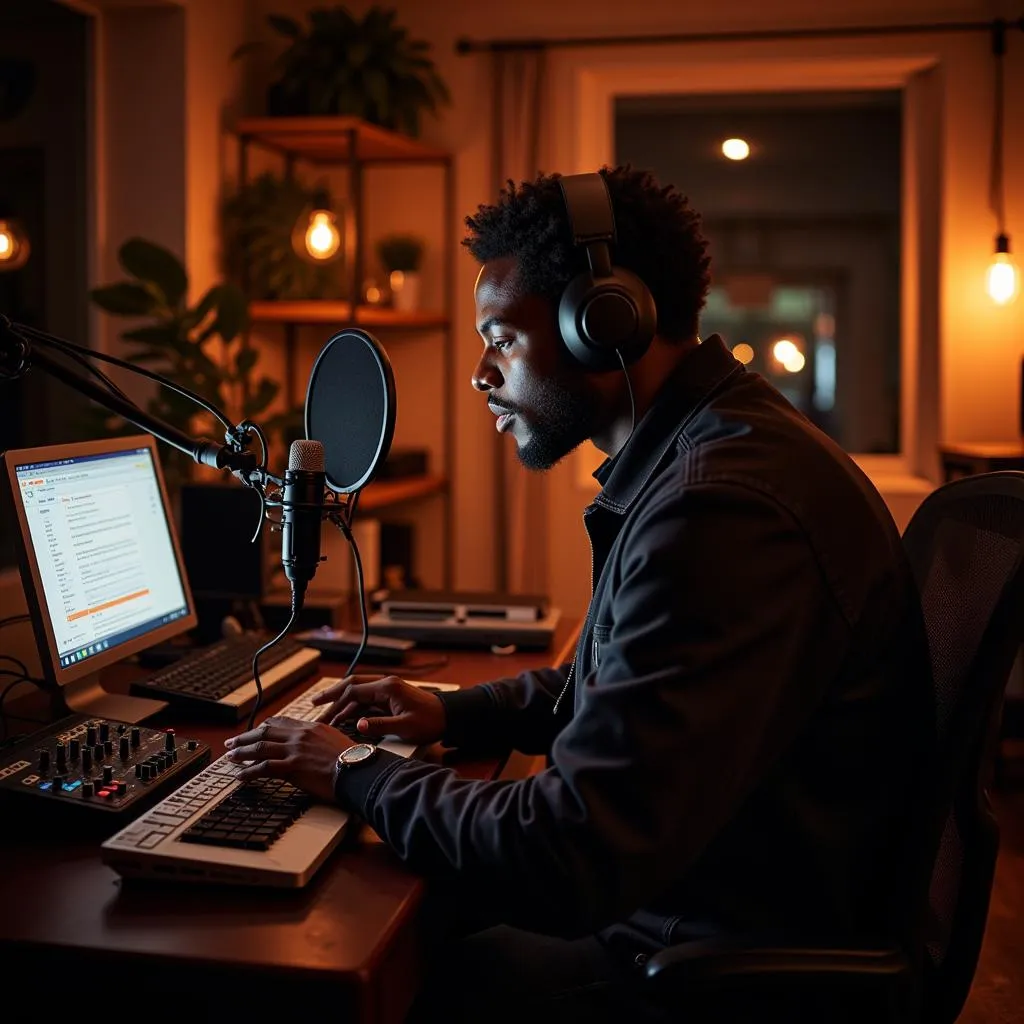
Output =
[{"x1": 593, "y1": 334, "x2": 742, "y2": 514}]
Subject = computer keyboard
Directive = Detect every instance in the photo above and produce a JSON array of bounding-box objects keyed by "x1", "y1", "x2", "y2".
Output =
[
  {"x1": 101, "y1": 675, "x2": 426, "y2": 886},
  {"x1": 129, "y1": 632, "x2": 321, "y2": 722}
]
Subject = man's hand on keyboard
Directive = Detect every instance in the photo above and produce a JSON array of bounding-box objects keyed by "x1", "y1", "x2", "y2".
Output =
[
  {"x1": 310, "y1": 674, "x2": 446, "y2": 746},
  {"x1": 223, "y1": 717, "x2": 352, "y2": 801}
]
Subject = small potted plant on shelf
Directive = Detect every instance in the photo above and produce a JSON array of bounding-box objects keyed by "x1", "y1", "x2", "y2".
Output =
[
  {"x1": 232, "y1": 5, "x2": 451, "y2": 138},
  {"x1": 376, "y1": 234, "x2": 424, "y2": 312}
]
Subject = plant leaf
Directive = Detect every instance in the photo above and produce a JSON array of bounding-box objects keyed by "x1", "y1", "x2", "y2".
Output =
[
  {"x1": 213, "y1": 284, "x2": 249, "y2": 342},
  {"x1": 89, "y1": 282, "x2": 160, "y2": 317},
  {"x1": 118, "y1": 237, "x2": 188, "y2": 309},
  {"x1": 267, "y1": 14, "x2": 302, "y2": 38},
  {"x1": 234, "y1": 346, "x2": 258, "y2": 380},
  {"x1": 243, "y1": 377, "x2": 280, "y2": 418}
]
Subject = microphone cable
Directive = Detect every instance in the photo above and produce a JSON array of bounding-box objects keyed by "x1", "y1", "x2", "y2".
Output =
[
  {"x1": 245, "y1": 605, "x2": 298, "y2": 733},
  {"x1": 327, "y1": 510, "x2": 371, "y2": 679}
]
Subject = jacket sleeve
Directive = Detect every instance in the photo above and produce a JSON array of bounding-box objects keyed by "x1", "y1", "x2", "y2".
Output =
[
  {"x1": 436, "y1": 663, "x2": 571, "y2": 756},
  {"x1": 335, "y1": 483, "x2": 850, "y2": 937}
]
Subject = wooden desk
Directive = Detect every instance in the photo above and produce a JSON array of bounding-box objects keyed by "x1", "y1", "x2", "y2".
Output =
[{"x1": 0, "y1": 622, "x2": 577, "y2": 1018}]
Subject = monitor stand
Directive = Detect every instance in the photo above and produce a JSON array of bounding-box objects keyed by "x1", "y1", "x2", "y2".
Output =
[{"x1": 53, "y1": 674, "x2": 168, "y2": 724}]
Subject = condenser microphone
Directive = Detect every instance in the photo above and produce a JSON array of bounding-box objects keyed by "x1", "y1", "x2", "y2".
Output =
[{"x1": 281, "y1": 439, "x2": 326, "y2": 608}]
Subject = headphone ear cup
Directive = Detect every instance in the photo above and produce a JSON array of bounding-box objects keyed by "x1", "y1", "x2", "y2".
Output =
[
  {"x1": 558, "y1": 272, "x2": 618, "y2": 371},
  {"x1": 558, "y1": 268, "x2": 658, "y2": 371}
]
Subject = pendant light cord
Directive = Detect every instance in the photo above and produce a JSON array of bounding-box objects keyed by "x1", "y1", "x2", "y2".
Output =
[{"x1": 990, "y1": 20, "x2": 1008, "y2": 235}]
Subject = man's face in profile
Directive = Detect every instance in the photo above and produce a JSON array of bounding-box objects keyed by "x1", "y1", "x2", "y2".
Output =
[{"x1": 472, "y1": 258, "x2": 598, "y2": 471}]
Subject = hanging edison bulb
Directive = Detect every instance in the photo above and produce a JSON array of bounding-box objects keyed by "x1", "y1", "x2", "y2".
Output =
[
  {"x1": 986, "y1": 234, "x2": 1021, "y2": 306},
  {"x1": 0, "y1": 219, "x2": 31, "y2": 272},
  {"x1": 303, "y1": 210, "x2": 341, "y2": 261}
]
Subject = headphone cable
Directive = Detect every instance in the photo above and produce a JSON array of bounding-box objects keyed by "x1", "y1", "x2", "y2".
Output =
[{"x1": 615, "y1": 349, "x2": 637, "y2": 443}]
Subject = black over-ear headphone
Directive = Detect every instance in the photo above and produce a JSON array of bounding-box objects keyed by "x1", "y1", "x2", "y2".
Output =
[{"x1": 557, "y1": 172, "x2": 657, "y2": 372}]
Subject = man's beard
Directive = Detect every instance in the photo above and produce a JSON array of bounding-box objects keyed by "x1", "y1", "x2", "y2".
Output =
[{"x1": 513, "y1": 375, "x2": 596, "y2": 471}]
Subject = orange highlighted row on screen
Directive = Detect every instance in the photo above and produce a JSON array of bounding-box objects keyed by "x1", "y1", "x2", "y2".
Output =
[{"x1": 67, "y1": 589, "x2": 149, "y2": 622}]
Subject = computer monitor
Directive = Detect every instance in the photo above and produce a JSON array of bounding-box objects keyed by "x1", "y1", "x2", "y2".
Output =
[{"x1": 1, "y1": 434, "x2": 198, "y2": 721}]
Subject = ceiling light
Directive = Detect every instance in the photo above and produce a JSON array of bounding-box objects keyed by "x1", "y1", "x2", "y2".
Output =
[{"x1": 721, "y1": 138, "x2": 750, "y2": 161}]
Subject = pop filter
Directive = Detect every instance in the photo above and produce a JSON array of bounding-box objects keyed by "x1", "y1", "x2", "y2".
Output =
[{"x1": 304, "y1": 328, "x2": 397, "y2": 493}]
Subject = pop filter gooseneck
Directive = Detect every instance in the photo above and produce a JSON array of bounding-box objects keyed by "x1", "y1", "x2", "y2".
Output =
[{"x1": 304, "y1": 329, "x2": 397, "y2": 493}]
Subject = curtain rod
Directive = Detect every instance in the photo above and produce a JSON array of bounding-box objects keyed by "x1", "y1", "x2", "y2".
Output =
[{"x1": 454, "y1": 16, "x2": 1024, "y2": 55}]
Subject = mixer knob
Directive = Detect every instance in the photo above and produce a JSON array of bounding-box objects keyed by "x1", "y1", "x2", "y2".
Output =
[
  {"x1": 104, "y1": 739, "x2": 113, "y2": 757},
  {"x1": 119, "y1": 737, "x2": 130, "y2": 760},
  {"x1": 69, "y1": 738, "x2": 80, "y2": 760},
  {"x1": 117, "y1": 723, "x2": 127, "y2": 734},
  {"x1": 187, "y1": 739, "x2": 198, "y2": 752},
  {"x1": 86, "y1": 725, "x2": 97, "y2": 746},
  {"x1": 99, "y1": 722, "x2": 110, "y2": 743},
  {"x1": 148, "y1": 757, "x2": 161, "y2": 774},
  {"x1": 130, "y1": 727, "x2": 141, "y2": 748},
  {"x1": 37, "y1": 749, "x2": 50, "y2": 773},
  {"x1": 81, "y1": 747, "x2": 92, "y2": 772},
  {"x1": 102, "y1": 765, "x2": 113, "y2": 785},
  {"x1": 93, "y1": 743, "x2": 104, "y2": 763},
  {"x1": 134, "y1": 763, "x2": 143, "y2": 778},
  {"x1": 81, "y1": 780, "x2": 94, "y2": 798},
  {"x1": 164, "y1": 729, "x2": 176, "y2": 752},
  {"x1": 140, "y1": 764, "x2": 152, "y2": 781},
  {"x1": 115, "y1": 781, "x2": 127, "y2": 795},
  {"x1": 55, "y1": 741, "x2": 67, "y2": 771},
  {"x1": 52, "y1": 777, "x2": 64, "y2": 793}
]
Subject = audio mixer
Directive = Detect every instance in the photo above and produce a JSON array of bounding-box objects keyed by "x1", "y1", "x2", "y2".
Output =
[{"x1": 0, "y1": 715, "x2": 211, "y2": 830}]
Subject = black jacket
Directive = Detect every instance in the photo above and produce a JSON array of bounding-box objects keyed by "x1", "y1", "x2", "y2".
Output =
[{"x1": 335, "y1": 335, "x2": 933, "y2": 954}]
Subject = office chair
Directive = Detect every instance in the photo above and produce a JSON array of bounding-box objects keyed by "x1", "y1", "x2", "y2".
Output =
[{"x1": 643, "y1": 471, "x2": 1024, "y2": 1023}]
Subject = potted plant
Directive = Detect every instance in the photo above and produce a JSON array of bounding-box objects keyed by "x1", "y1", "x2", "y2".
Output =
[
  {"x1": 376, "y1": 233, "x2": 424, "y2": 312},
  {"x1": 232, "y1": 5, "x2": 451, "y2": 137},
  {"x1": 221, "y1": 171, "x2": 349, "y2": 300},
  {"x1": 87, "y1": 237, "x2": 287, "y2": 492}
]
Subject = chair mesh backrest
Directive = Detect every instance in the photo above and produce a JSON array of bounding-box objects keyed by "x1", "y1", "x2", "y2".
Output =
[{"x1": 902, "y1": 480, "x2": 1024, "y2": 973}]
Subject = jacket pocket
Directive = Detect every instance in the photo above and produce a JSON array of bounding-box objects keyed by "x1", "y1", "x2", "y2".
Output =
[{"x1": 592, "y1": 623, "x2": 611, "y2": 669}]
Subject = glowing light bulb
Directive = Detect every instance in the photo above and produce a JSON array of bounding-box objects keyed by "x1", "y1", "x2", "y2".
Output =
[
  {"x1": 0, "y1": 219, "x2": 30, "y2": 271},
  {"x1": 986, "y1": 236, "x2": 1020, "y2": 305},
  {"x1": 721, "y1": 138, "x2": 750, "y2": 161},
  {"x1": 782, "y1": 351, "x2": 806, "y2": 373},
  {"x1": 732, "y1": 342, "x2": 754, "y2": 364},
  {"x1": 304, "y1": 210, "x2": 341, "y2": 260}
]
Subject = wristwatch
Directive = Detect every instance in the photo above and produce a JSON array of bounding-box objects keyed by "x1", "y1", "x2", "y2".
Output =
[{"x1": 334, "y1": 742, "x2": 377, "y2": 789}]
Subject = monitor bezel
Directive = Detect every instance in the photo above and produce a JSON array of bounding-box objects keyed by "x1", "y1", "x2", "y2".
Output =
[{"x1": 1, "y1": 434, "x2": 199, "y2": 688}]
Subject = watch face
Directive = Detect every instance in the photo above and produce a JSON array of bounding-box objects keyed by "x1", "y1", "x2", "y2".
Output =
[{"x1": 341, "y1": 742, "x2": 376, "y2": 765}]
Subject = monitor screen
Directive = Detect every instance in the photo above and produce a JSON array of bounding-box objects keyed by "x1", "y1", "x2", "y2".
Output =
[{"x1": 2, "y1": 435, "x2": 197, "y2": 686}]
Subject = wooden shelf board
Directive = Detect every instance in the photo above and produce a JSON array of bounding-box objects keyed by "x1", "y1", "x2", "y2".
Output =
[
  {"x1": 358, "y1": 474, "x2": 447, "y2": 511},
  {"x1": 235, "y1": 117, "x2": 449, "y2": 163},
  {"x1": 249, "y1": 301, "x2": 448, "y2": 329}
]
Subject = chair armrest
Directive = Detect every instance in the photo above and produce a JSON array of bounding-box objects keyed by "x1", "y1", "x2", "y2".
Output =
[{"x1": 644, "y1": 935, "x2": 910, "y2": 991}]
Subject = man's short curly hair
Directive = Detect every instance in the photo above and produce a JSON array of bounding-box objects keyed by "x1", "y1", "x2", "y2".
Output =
[{"x1": 463, "y1": 166, "x2": 711, "y2": 343}]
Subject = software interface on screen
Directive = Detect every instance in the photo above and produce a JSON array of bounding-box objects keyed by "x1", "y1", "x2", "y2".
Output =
[{"x1": 14, "y1": 446, "x2": 189, "y2": 668}]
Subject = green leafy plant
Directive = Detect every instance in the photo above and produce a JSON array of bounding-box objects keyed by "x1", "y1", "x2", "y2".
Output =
[
  {"x1": 376, "y1": 233, "x2": 423, "y2": 273},
  {"x1": 222, "y1": 171, "x2": 346, "y2": 301},
  {"x1": 87, "y1": 238, "x2": 281, "y2": 490},
  {"x1": 233, "y1": 6, "x2": 451, "y2": 137}
]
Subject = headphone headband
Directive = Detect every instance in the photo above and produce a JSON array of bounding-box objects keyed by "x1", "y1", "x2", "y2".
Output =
[{"x1": 556, "y1": 172, "x2": 657, "y2": 370}]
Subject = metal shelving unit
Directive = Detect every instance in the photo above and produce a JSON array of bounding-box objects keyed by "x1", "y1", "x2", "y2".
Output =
[{"x1": 235, "y1": 116, "x2": 455, "y2": 587}]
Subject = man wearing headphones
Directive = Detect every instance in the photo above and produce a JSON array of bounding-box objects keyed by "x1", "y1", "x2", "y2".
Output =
[{"x1": 226, "y1": 167, "x2": 933, "y2": 1022}]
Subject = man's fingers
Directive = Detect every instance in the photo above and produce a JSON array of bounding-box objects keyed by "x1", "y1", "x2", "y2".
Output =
[
  {"x1": 225, "y1": 739, "x2": 288, "y2": 764},
  {"x1": 356, "y1": 715, "x2": 403, "y2": 736},
  {"x1": 234, "y1": 759, "x2": 287, "y2": 783}
]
